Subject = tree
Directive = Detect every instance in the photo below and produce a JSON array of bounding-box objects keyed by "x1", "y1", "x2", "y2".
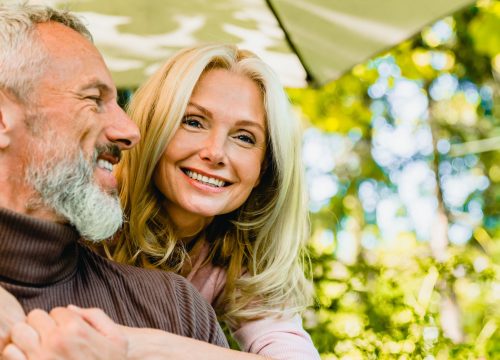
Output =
[{"x1": 288, "y1": 1, "x2": 500, "y2": 358}]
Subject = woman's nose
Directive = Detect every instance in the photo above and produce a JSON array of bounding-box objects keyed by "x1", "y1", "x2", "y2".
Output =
[{"x1": 199, "y1": 133, "x2": 227, "y2": 166}]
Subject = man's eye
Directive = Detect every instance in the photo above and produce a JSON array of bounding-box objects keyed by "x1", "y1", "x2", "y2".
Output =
[
  {"x1": 87, "y1": 96, "x2": 102, "y2": 105},
  {"x1": 182, "y1": 117, "x2": 203, "y2": 128}
]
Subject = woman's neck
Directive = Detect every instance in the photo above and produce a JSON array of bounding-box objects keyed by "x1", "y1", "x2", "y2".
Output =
[{"x1": 165, "y1": 206, "x2": 213, "y2": 241}]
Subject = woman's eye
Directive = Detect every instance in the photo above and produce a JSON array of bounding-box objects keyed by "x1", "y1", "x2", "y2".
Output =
[
  {"x1": 235, "y1": 134, "x2": 256, "y2": 145},
  {"x1": 182, "y1": 117, "x2": 203, "y2": 129}
]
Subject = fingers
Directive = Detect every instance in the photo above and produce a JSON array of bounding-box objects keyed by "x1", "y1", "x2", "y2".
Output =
[
  {"x1": 0, "y1": 324, "x2": 11, "y2": 353},
  {"x1": 49, "y1": 307, "x2": 89, "y2": 331},
  {"x1": 2, "y1": 344, "x2": 27, "y2": 360},
  {"x1": 0, "y1": 287, "x2": 26, "y2": 352},
  {"x1": 2, "y1": 307, "x2": 127, "y2": 360},
  {"x1": 5, "y1": 310, "x2": 50, "y2": 359},
  {"x1": 9, "y1": 308, "x2": 78, "y2": 359},
  {"x1": 67, "y1": 306, "x2": 128, "y2": 350},
  {"x1": 26, "y1": 309, "x2": 57, "y2": 335},
  {"x1": 53, "y1": 306, "x2": 127, "y2": 358},
  {"x1": 67, "y1": 306, "x2": 117, "y2": 338},
  {"x1": 0, "y1": 287, "x2": 25, "y2": 323},
  {"x1": 9, "y1": 322, "x2": 39, "y2": 357}
]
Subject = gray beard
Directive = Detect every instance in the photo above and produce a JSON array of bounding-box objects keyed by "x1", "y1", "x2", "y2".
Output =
[{"x1": 25, "y1": 149, "x2": 123, "y2": 242}]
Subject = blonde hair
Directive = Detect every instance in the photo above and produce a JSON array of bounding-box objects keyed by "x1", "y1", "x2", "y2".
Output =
[{"x1": 111, "y1": 44, "x2": 313, "y2": 327}]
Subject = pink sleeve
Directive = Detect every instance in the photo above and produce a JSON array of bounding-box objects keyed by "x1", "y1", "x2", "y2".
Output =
[
  {"x1": 231, "y1": 314, "x2": 320, "y2": 360},
  {"x1": 187, "y1": 242, "x2": 319, "y2": 359}
]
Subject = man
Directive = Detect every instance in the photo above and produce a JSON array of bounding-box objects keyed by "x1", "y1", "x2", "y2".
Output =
[{"x1": 0, "y1": 3, "x2": 228, "y2": 357}]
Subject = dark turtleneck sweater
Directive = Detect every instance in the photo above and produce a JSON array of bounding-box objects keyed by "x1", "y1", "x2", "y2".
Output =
[{"x1": 0, "y1": 207, "x2": 228, "y2": 347}]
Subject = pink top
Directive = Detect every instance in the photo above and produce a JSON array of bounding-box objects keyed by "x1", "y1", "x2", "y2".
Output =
[{"x1": 186, "y1": 243, "x2": 320, "y2": 360}]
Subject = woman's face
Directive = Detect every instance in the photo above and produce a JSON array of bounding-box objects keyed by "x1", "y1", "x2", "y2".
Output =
[{"x1": 154, "y1": 68, "x2": 267, "y2": 231}]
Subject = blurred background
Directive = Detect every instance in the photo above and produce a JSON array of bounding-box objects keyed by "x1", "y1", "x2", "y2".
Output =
[
  {"x1": 16, "y1": 0, "x2": 500, "y2": 358},
  {"x1": 290, "y1": 1, "x2": 500, "y2": 358}
]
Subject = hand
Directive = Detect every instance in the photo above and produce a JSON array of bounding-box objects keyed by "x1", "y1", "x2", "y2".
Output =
[
  {"x1": 2, "y1": 306, "x2": 127, "y2": 360},
  {"x1": 0, "y1": 286, "x2": 25, "y2": 351}
]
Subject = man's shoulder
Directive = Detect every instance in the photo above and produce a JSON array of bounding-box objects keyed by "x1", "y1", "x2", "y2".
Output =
[
  {"x1": 79, "y1": 243, "x2": 189, "y2": 288},
  {"x1": 77, "y1": 244, "x2": 229, "y2": 347}
]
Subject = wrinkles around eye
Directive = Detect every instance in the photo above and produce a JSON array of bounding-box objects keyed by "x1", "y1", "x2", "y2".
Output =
[
  {"x1": 234, "y1": 134, "x2": 255, "y2": 145},
  {"x1": 182, "y1": 116, "x2": 204, "y2": 129}
]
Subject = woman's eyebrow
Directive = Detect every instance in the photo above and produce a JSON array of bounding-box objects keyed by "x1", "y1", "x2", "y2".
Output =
[
  {"x1": 235, "y1": 120, "x2": 265, "y2": 134},
  {"x1": 187, "y1": 101, "x2": 265, "y2": 134},
  {"x1": 187, "y1": 102, "x2": 212, "y2": 118}
]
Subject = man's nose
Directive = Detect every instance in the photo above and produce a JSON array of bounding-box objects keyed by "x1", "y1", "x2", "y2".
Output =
[{"x1": 106, "y1": 105, "x2": 140, "y2": 149}]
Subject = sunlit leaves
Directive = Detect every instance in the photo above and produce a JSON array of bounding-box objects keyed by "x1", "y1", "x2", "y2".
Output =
[
  {"x1": 291, "y1": 1, "x2": 499, "y2": 358},
  {"x1": 469, "y1": 1, "x2": 500, "y2": 57}
]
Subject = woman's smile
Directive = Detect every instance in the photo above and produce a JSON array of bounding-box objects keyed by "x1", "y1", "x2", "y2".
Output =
[
  {"x1": 153, "y1": 68, "x2": 266, "y2": 231},
  {"x1": 181, "y1": 167, "x2": 229, "y2": 192}
]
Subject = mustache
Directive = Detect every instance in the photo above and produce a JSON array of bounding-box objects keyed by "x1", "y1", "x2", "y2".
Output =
[{"x1": 93, "y1": 144, "x2": 122, "y2": 163}]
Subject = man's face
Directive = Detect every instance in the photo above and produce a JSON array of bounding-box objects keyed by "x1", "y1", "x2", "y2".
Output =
[
  {"x1": 20, "y1": 22, "x2": 140, "y2": 240},
  {"x1": 30, "y1": 22, "x2": 139, "y2": 192}
]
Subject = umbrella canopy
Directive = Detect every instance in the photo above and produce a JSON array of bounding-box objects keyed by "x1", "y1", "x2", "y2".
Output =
[{"x1": 24, "y1": 0, "x2": 475, "y2": 87}]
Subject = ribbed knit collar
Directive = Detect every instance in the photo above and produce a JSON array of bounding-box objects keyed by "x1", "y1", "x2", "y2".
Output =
[{"x1": 0, "y1": 207, "x2": 79, "y2": 285}]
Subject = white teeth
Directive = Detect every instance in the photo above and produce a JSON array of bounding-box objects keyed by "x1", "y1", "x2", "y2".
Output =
[
  {"x1": 97, "y1": 159, "x2": 113, "y2": 172},
  {"x1": 186, "y1": 170, "x2": 225, "y2": 187}
]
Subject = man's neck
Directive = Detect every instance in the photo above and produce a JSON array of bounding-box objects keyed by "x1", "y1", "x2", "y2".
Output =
[{"x1": 0, "y1": 180, "x2": 63, "y2": 223}]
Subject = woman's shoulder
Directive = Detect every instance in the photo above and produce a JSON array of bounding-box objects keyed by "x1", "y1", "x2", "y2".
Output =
[{"x1": 186, "y1": 240, "x2": 227, "y2": 305}]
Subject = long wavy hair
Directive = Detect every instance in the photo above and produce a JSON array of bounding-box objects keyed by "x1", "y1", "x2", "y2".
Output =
[{"x1": 110, "y1": 44, "x2": 312, "y2": 328}]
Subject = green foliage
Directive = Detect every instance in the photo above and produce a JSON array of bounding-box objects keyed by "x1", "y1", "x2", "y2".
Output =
[
  {"x1": 290, "y1": 1, "x2": 500, "y2": 358},
  {"x1": 469, "y1": 2, "x2": 500, "y2": 57},
  {"x1": 304, "y1": 235, "x2": 500, "y2": 359}
]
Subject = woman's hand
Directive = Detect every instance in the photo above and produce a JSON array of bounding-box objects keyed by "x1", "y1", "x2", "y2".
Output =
[{"x1": 2, "y1": 306, "x2": 127, "y2": 360}]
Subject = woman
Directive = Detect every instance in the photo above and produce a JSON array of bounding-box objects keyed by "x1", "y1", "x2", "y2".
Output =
[{"x1": 109, "y1": 44, "x2": 319, "y2": 359}]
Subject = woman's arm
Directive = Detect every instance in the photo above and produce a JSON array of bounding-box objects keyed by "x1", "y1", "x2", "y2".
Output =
[
  {"x1": 188, "y1": 247, "x2": 319, "y2": 359},
  {"x1": 121, "y1": 326, "x2": 267, "y2": 360},
  {"x1": 70, "y1": 306, "x2": 265, "y2": 359},
  {"x1": 4, "y1": 305, "x2": 259, "y2": 360},
  {"x1": 231, "y1": 315, "x2": 321, "y2": 360}
]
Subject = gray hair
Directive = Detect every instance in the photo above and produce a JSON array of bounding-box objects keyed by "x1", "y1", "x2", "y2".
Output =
[
  {"x1": 25, "y1": 125, "x2": 124, "y2": 242},
  {"x1": 0, "y1": 3, "x2": 92, "y2": 102}
]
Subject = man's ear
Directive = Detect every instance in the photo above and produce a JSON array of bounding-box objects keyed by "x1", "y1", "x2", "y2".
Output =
[{"x1": 0, "y1": 89, "x2": 22, "y2": 150}]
